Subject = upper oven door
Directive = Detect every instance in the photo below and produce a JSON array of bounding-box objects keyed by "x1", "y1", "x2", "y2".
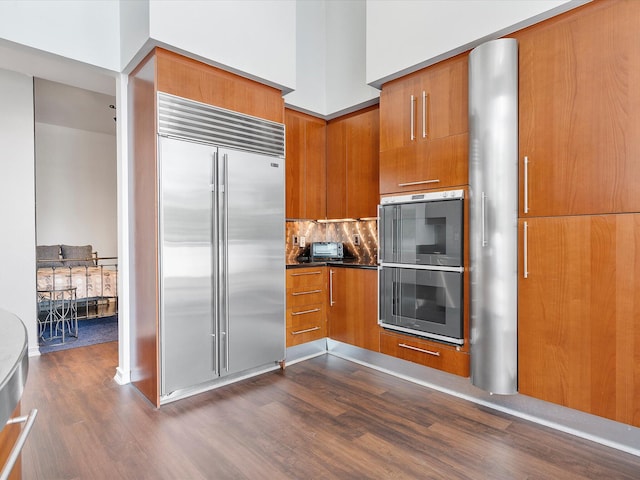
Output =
[{"x1": 380, "y1": 196, "x2": 463, "y2": 267}]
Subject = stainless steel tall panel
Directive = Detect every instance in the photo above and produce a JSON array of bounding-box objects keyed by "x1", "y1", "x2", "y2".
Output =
[
  {"x1": 222, "y1": 147, "x2": 285, "y2": 376},
  {"x1": 468, "y1": 39, "x2": 519, "y2": 394},
  {"x1": 160, "y1": 137, "x2": 217, "y2": 393}
]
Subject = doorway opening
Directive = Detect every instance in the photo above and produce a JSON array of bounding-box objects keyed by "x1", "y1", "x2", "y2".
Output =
[{"x1": 34, "y1": 78, "x2": 119, "y2": 354}]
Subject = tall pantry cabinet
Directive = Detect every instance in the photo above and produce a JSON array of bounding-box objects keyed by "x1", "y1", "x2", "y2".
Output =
[
  {"x1": 515, "y1": 0, "x2": 640, "y2": 426},
  {"x1": 129, "y1": 48, "x2": 285, "y2": 407}
]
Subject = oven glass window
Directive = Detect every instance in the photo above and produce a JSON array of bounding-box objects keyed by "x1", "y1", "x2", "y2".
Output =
[
  {"x1": 380, "y1": 198, "x2": 463, "y2": 267},
  {"x1": 400, "y1": 200, "x2": 462, "y2": 266},
  {"x1": 380, "y1": 267, "x2": 463, "y2": 341}
]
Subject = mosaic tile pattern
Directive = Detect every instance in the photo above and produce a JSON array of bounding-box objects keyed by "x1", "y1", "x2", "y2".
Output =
[{"x1": 286, "y1": 220, "x2": 378, "y2": 265}]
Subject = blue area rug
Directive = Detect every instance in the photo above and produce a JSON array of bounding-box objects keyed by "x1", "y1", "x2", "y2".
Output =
[{"x1": 39, "y1": 315, "x2": 118, "y2": 354}]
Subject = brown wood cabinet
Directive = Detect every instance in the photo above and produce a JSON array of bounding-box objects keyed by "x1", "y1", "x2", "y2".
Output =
[
  {"x1": 286, "y1": 267, "x2": 327, "y2": 347},
  {"x1": 328, "y1": 267, "x2": 379, "y2": 352},
  {"x1": 0, "y1": 404, "x2": 21, "y2": 480},
  {"x1": 379, "y1": 54, "x2": 468, "y2": 195},
  {"x1": 518, "y1": 214, "x2": 640, "y2": 426},
  {"x1": 285, "y1": 109, "x2": 327, "y2": 219},
  {"x1": 517, "y1": 0, "x2": 640, "y2": 218},
  {"x1": 380, "y1": 331, "x2": 469, "y2": 377},
  {"x1": 326, "y1": 106, "x2": 380, "y2": 219},
  {"x1": 515, "y1": 0, "x2": 640, "y2": 428}
]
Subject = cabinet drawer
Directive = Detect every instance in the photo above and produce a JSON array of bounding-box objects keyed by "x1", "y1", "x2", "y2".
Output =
[
  {"x1": 287, "y1": 323, "x2": 326, "y2": 347},
  {"x1": 287, "y1": 288, "x2": 324, "y2": 307},
  {"x1": 380, "y1": 331, "x2": 469, "y2": 377},
  {"x1": 287, "y1": 304, "x2": 324, "y2": 330},
  {"x1": 287, "y1": 268, "x2": 325, "y2": 290},
  {"x1": 287, "y1": 305, "x2": 326, "y2": 347}
]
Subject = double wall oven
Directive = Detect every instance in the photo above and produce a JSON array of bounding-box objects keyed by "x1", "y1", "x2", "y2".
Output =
[{"x1": 378, "y1": 190, "x2": 464, "y2": 345}]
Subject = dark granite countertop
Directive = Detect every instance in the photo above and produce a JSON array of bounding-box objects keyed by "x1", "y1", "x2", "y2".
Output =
[{"x1": 286, "y1": 259, "x2": 378, "y2": 270}]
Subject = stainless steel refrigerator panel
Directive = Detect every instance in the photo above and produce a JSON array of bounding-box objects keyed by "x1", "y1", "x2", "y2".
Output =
[
  {"x1": 159, "y1": 137, "x2": 217, "y2": 395},
  {"x1": 220, "y1": 148, "x2": 285, "y2": 376},
  {"x1": 468, "y1": 38, "x2": 519, "y2": 394}
]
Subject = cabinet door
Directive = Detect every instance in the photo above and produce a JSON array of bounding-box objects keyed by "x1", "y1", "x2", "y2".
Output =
[
  {"x1": 426, "y1": 55, "x2": 468, "y2": 141},
  {"x1": 285, "y1": 110, "x2": 326, "y2": 219},
  {"x1": 328, "y1": 268, "x2": 379, "y2": 352},
  {"x1": 326, "y1": 118, "x2": 347, "y2": 219},
  {"x1": 346, "y1": 107, "x2": 379, "y2": 219},
  {"x1": 327, "y1": 106, "x2": 380, "y2": 219},
  {"x1": 305, "y1": 116, "x2": 327, "y2": 220},
  {"x1": 285, "y1": 110, "x2": 306, "y2": 219},
  {"x1": 379, "y1": 76, "x2": 417, "y2": 152},
  {"x1": 379, "y1": 134, "x2": 468, "y2": 195},
  {"x1": 518, "y1": 0, "x2": 640, "y2": 217},
  {"x1": 518, "y1": 214, "x2": 640, "y2": 426}
]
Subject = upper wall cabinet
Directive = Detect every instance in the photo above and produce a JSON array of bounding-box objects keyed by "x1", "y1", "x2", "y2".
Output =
[
  {"x1": 285, "y1": 109, "x2": 326, "y2": 220},
  {"x1": 379, "y1": 54, "x2": 468, "y2": 195},
  {"x1": 518, "y1": 0, "x2": 640, "y2": 217},
  {"x1": 326, "y1": 106, "x2": 380, "y2": 219},
  {"x1": 156, "y1": 48, "x2": 284, "y2": 123}
]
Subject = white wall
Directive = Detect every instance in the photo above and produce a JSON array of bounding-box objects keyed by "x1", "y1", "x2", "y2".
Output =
[
  {"x1": 366, "y1": 0, "x2": 586, "y2": 87},
  {"x1": 35, "y1": 123, "x2": 118, "y2": 258},
  {"x1": 325, "y1": 0, "x2": 379, "y2": 116},
  {"x1": 285, "y1": 0, "x2": 379, "y2": 118},
  {"x1": 148, "y1": 0, "x2": 296, "y2": 92},
  {"x1": 0, "y1": 68, "x2": 38, "y2": 354},
  {"x1": 120, "y1": 0, "x2": 151, "y2": 71},
  {"x1": 0, "y1": 0, "x2": 120, "y2": 72},
  {"x1": 283, "y1": 0, "x2": 327, "y2": 114}
]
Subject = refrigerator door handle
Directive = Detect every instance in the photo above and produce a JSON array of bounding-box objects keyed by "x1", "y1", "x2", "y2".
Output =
[
  {"x1": 212, "y1": 151, "x2": 219, "y2": 375},
  {"x1": 221, "y1": 152, "x2": 230, "y2": 372}
]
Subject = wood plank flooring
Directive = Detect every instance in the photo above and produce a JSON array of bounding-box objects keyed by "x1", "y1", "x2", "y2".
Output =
[{"x1": 20, "y1": 342, "x2": 640, "y2": 479}]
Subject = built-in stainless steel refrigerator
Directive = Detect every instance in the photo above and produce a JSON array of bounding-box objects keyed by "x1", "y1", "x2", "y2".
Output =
[{"x1": 157, "y1": 93, "x2": 285, "y2": 399}]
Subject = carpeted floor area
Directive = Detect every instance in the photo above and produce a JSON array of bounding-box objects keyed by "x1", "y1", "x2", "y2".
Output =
[{"x1": 39, "y1": 315, "x2": 118, "y2": 354}]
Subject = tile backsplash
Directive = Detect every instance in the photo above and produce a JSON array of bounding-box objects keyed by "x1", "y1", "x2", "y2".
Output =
[{"x1": 286, "y1": 220, "x2": 378, "y2": 265}]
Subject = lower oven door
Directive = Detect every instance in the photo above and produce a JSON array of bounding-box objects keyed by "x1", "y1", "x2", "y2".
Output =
[{"x1": 379, "y1": 265, "x2": 463, "y2": 345}]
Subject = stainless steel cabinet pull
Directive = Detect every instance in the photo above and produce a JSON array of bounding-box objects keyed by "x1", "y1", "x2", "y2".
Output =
[
  {"x1": 290, "y1": 271, "x2": 321, "y2": 277},
  {"x1": 329, "y1": 269, "x2": 335, "y2": 306},
  {"x1": 291, "y1": 326, "x2": 321, "y2": 335},
  {"x1": 291, "y1": 289, "x2": 322, "y2": 296},
  {"x1": 481, "y1": 192, "x2": 487, "y2": 247},
  {"x1": 422, "y1": 91, "x2": 427, "y2": 139},
  {"x1": 397, "y1": 179, "x2": 440, "y2": 187},
  {"x1": 410, "y1": 94, "x2": 416, "y2": 141},
  {"x1": 291, "y1": 308, "x2": 321, "y2": 316},
  {"x1": 523, "y1": 221, "x2": 529, "y2": 279},
  {"x1": 524, "y1": 155, "x2": 529, "y2": 214},
  {"x1": 1, "y1": 409, "x2": 38, "y2": 480},
  {"x1": 399, "y1": 343, "x2": 441, "y2": 356}
]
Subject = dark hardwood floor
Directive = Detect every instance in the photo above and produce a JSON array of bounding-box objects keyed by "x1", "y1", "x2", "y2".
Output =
[{"x1": 20, "y1": 342, "x2": 640, "y2": 479}]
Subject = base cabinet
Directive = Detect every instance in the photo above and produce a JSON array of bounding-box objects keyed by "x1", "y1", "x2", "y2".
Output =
[
  {"x1": 328, "y1": 268, "x2": 379, "y2": 352},
  {"x1": 0, "y1": 404, "x2": 21, "y2": 480},
  {"x1": 380, "y1": 331, "x2": 469, "y2": 377},
  {"x1": 518, "y1": 214, "x2": 640, "y2": 426},
  {"x1": 286, "y1": 267, "x2": 327, "y2": 347}
]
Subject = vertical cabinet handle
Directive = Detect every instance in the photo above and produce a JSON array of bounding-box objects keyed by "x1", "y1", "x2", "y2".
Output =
[
  {"x1": 377, "y1": 204, "x2": 382, "y2": 265},
  {"x1": 481, "y1": 192, "x2": 487, "y2": 247},
  {"x1": 523, "y1": 221, "x2": 529, "y2": 279},
  {"x1": 524, "y1": 155, "x2": 530, "y2": 214},
  {"x1": 410, "y1": 94, "x2": 416, "y2": 141},
  {"x1": 329, "y1": 269, "x2": 335, "y2": 306},
  {"x1": 422, "y1": 91, "x2": 427, "y2": 139}
]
